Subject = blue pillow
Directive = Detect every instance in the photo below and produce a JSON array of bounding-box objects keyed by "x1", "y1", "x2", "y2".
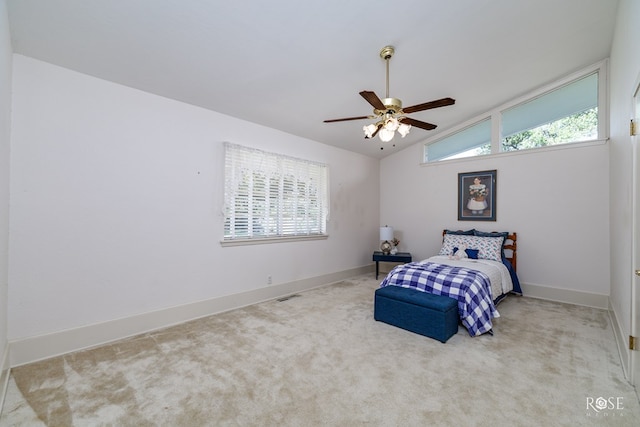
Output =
[
  {"x1": 465, "y1": 248, "x2": 479, "y2": 259},
  {"x1": 445, "y1": 229, "x2": 475, "y2": 236},
  {"x1": 452, "y1": 246, "x2": 479, "y2": 259},
  {"x1": 474, "y1": 230, "x2": 508, "y2": 239}
]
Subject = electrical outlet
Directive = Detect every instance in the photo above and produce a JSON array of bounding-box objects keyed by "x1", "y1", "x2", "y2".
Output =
[{"x1": 267, "y1": 275, "x2": 272, "y2": 284}]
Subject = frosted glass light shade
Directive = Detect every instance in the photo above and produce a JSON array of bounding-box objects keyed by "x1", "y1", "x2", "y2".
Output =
[
  {"x1": 383, "y1": 117, "x2": 399, "y2": 131},
  {"x1": 379, "y1": 128, "x2": 394, "y2": 142},
  {"x1": 398, "y1": 123, "x2": 411, "y2": 137},
  {"x1": 363, "y1": 124, "x2": 377, "y2": 138}
]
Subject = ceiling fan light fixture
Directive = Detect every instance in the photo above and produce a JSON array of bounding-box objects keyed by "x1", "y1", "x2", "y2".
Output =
[
  {"x1": 378, "y1": 128, "x2": 395, "y2": 142},
  {"x1": 398, "y1": 123, "x2": 411, "y2": 137},
  {"x1": 324, "y1": 44, "x2": 454, "y2": 147},
  {"x1": 363, "y1": 123, "x2": 377, "y2": 138},
  {"x1": 383, "y1": 117, "x2": 399, "y2": 132}
]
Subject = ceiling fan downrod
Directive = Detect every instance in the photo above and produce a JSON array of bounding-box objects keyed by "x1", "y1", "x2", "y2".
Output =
[{"x1": 380, "y1": 46, "x2": 394, "y2": 100}]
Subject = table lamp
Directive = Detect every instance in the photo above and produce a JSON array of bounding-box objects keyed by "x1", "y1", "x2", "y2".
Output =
[{"x1": 380, "y1": 226, "x2": 394, "y2": 255}]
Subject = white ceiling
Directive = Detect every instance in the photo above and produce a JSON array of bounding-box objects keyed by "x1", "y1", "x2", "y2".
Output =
[{"x1": 6, "y1": 0, "x2": 619, "y2": 159}]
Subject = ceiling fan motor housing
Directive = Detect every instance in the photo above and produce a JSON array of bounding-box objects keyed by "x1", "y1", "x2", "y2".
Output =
[{"x1": 376, "y1": 97, "x2": 402, "y2": 116}]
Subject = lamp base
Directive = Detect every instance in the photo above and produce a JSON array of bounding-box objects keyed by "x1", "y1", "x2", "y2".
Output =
[{"x1": 380, "y1": 240, "x2": 392, "y2": 255}]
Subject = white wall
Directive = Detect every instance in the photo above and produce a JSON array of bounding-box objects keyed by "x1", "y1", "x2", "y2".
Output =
[
  {"x1": 380, "y1": 138, "x2": 610, "y2": 304},
  {"x1": 0, "y1": 0, "x2": 13, "y2": 391},
  {"x1": 608, "y1": 0, "x2": 640, "y2": 376},
  {"x1": 8, "y1": 55, "x2": 379, "y2": 347}
]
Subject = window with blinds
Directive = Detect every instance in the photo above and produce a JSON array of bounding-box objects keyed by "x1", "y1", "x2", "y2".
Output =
[{"x1": 223, "y1": 143, "x2": 328, "y2": 241}]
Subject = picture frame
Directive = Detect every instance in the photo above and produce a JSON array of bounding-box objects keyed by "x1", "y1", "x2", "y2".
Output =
[{"x1": 458, "y1": 169, "x2": 496, "y2": 221}]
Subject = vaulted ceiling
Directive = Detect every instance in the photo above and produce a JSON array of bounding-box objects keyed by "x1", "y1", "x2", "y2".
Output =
[{"x1": 6, "y1": 0, "x2": 619, "y2": 158}]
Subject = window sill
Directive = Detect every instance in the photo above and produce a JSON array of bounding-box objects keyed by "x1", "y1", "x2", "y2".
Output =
[{"x1": 220, "y1": 234, "x2": 328, "y2": 247}]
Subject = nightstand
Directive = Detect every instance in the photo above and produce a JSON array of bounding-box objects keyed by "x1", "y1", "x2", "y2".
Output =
[{"x1": 373, "y1": 251, "x2": 412, "y2": 279}]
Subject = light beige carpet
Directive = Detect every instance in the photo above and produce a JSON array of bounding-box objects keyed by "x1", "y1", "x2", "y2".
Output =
[{"x1": 1, "y1": 273, "x2": 639, "y2": 426}]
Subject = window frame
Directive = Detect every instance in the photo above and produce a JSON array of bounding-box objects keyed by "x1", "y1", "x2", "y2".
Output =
[
  {"x1": 221, "y1": 143, "x2": 329, "y2": 247},
  {"x1": 422, "y1": 60, "x2": 608, "y2": 163}
]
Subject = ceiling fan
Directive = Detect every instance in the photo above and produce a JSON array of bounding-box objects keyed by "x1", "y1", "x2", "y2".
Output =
[{"x1": 324, "y1": 46, "x2": 455, "y2": 144}]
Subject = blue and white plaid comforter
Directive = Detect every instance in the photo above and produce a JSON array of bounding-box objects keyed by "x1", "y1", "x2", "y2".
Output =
[{"x1": 379, "y1": 261, "x2": 499, "y2": 336}]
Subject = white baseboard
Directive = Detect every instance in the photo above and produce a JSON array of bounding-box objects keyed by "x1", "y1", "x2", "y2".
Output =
[
  {"x1": 9, "y1": 265, "x2": 373, "y2": 367},
  {"x1": 608, "y1": 300, "x2": 631, "y2": 381},
  {"x1": 520, "y1": 282, "x2": 609, "y2": 309},
  {"x1": 0, "y1": 345, "x2": 9, "y2": 418},
  {"x1": 9, "y1": 271, "x2": 610, "y2": 368}
]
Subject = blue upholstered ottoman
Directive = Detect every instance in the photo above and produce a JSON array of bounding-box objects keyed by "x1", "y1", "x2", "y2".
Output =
[{"x1": 374, "y1": 286, "x2": 459, "y2": 343}]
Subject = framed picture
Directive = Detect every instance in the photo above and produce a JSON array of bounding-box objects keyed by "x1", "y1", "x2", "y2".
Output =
[{"x1": 458, "y1": 170, "x2": 496, "y2": 221}]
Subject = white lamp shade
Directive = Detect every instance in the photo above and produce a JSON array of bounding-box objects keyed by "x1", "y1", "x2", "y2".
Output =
[
  {"x1": 363, "y1": 124, "x2": 377, "y2": 138},
  {"x1": 378, "y1": 128, "x2": 394, "y2": 142},
  {"x1": 398, "y1": 123, "x2": 411, "y2": 137},
  {"x1": 383, "y1": 117, "x2": 399, "y2": 131},
  {"x1": 380, "y1": 226, "x2": 394, "y2": 241}
]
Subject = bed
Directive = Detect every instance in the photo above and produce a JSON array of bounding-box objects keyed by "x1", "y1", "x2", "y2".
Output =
[{"x1": 379, "y1": 229, "x2": 522, "y2": 337}]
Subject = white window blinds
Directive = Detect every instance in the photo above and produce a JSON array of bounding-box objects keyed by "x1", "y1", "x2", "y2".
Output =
[{"x1": 223, "y1": 143, "x2": 328, "y2": 240}]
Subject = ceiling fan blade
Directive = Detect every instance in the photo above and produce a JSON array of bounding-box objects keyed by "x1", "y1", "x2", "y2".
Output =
[
  {"x1": 402, "y1": 97, "x2": 455, "y2": 114},
  {"x1": 400, "y1": 117, "x2": 437, "y2": 130},
  {"x1": 324, "y1": 115, "x2": 370, "y2": 123},
  {"x1": 359, "y1": 91, "x2": 386, "y2": 111}
]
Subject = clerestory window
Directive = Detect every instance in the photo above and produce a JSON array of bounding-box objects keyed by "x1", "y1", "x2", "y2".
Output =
[
  {"x1": 424, "y1": 61, "x2": 606, "y2": 163},
  {"x1": 425, "y1": 118, "x2": 491, "y2": 162},
  {"x1": 501, "y1": 72, "x2": 598, "y2": 151}
]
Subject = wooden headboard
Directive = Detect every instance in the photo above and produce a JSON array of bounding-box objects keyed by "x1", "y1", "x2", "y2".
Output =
[
  {"x1": 503, "y1": 233, "x2": 517, "y2": 272},
  {"x1": 442, "y1": 230, "x2": 517, "y2": 272}
]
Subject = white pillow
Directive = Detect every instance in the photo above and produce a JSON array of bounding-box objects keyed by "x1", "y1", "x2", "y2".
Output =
[{"x1": 438, "y1": 234, "x2": 504, "y2": 261}]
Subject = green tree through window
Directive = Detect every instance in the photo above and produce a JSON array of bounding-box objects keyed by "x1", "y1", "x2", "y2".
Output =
[{"x1": 502, "y1": 108, "x2": 598, "y2": 151}]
